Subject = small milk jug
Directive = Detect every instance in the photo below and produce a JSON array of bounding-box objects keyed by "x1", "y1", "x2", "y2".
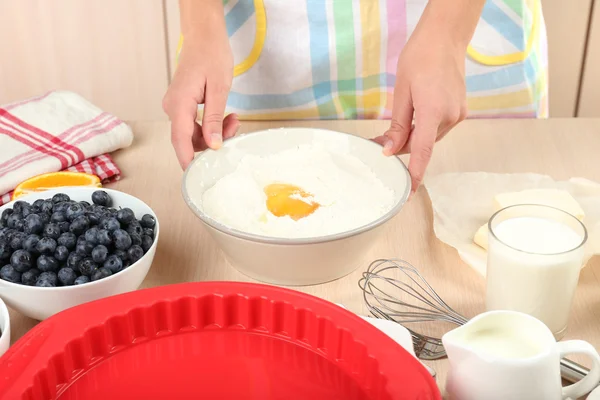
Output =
[{"x1": 442, "y1": 310, "x2": 600, "y2": 400}]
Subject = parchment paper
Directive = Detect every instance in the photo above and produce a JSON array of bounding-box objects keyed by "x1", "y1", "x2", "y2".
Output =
[{"x1": 424, "y1": 173, "x2": 600, "y2": 276}]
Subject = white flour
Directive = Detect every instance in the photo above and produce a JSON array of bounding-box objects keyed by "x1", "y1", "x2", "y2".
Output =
[{"x1": 200, "y1": 143, "x2": 397, "y2": 238}]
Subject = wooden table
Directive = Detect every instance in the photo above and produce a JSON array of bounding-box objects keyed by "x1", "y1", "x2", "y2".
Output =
[{"x1": 7, "y1": 119, "x2": 600, "y2": 398}]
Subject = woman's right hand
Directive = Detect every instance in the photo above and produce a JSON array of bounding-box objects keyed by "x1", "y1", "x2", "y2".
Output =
[{"x1": 163, "y1": 4, "x2": 240, "y2": 170}]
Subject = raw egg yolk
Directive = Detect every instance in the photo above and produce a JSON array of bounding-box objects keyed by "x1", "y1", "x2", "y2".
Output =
[{"x1": 264, "y1": 183, "x2": 320, "y2": 220}]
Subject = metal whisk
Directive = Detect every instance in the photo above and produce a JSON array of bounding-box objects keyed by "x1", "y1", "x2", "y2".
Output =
[{"x1": 357, "y1": 258, "x2": 591, "y2": 383}]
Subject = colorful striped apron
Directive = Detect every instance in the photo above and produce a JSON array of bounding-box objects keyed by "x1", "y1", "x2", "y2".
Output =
[{"x1": 177, "y1": 0, "x2": 548, "y2": 120}]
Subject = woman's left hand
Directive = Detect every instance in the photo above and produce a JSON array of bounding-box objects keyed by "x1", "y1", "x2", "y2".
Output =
[{"x1": 373, "y1": 7, "x2": 470, "y2": 195}]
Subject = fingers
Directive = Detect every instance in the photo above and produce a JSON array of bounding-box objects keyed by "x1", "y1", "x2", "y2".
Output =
[
  {"x1": 382, "y1": 82, "x2": 414, "y2": 156},
  {"x1": 165, "y1": 97, "x2": 200, "y2": 170},
  {"x1": 223, "y1": 113, "x2": 241, "y2": 139},
  {"x1": 202, "y1": 81, "x2": 230, "y2": 150},
  {"x1": 408, "y1": 108, "x2": 440, "y2": 194}
]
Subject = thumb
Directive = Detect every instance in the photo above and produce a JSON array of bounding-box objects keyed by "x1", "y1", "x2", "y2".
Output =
[{"x1": 202, "y1": 81, "x2": 229, "y2": 149}]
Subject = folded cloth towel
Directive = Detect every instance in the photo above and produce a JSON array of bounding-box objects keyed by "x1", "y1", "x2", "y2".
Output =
[{"x1": 0, "y1": 90, "x2": 133, "y2": 205}]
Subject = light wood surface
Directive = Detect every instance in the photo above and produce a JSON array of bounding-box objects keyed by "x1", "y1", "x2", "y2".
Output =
[
  {"x1": 6, "y1": 119, "x2": 600, "y2": 398},
  {"x1": 579, "y1": 2, "x2": 600, "y2": 117},
  {"x1": 0, "y1": 0, "x2": 170, "y2": 121}
]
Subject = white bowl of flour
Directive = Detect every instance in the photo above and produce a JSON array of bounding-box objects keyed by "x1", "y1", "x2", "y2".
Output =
[{"x1": 182, "y1": 128, "x2": 411, "y2": 285}]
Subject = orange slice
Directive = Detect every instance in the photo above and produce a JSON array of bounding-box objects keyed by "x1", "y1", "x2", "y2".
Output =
[{"x1": 12, "y1": 172, "x2": 101, "y2": 200}]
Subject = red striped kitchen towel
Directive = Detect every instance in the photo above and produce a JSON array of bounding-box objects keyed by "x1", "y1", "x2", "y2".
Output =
[{"x1": 0, "y1": 91, "x2": 133, "y2": 205}]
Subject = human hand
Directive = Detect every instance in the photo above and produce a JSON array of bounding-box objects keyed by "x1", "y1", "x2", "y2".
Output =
[
  {"x1": 374, "y1": 19, "x2": 468, "y2": 195},
  {"x1": 162, "y1": 23, "x2": 240, "y2": 170}
]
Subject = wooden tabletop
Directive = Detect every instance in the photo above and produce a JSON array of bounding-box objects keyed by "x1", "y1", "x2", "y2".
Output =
[{"x1": 7, "y1": 119, "x2": 600, "y2": 398}]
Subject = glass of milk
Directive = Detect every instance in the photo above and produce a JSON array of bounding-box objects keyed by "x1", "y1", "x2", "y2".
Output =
[{"x1": 485, "y1": 204, "x2": 587, "y2": 340}]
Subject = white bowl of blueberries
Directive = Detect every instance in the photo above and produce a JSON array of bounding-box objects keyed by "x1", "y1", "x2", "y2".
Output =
[{"x1": 0, "y1": 187, "x2": 159, "y2": 321}]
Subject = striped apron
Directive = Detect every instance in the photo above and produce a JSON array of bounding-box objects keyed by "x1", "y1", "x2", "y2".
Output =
[{"x1": 177, "y1": 0, "x2": 548, "y2": 120}]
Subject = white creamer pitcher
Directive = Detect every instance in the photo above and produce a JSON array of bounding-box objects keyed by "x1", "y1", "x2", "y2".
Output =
[{"x1": 442, "y1": 310, "x2": 600, "y2": 400}]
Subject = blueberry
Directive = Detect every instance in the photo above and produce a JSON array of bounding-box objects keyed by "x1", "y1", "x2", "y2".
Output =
[
  {"x1": 76, "y1": 240, "x2": 94, "y2": 256},
  {"x1": 0, "y1": 241, "x2": 12, "y2": 260},
  {"x1": 21, "y1": 268, "x2": 40, "y2": 285},
  {"x1": 50, "y1": 211, "x2": 67, "y2": 223},
  {"x1": 78, "y1": 257, "x2": 98, "y2": 276},
  {"x1": 21, "y1": 204, "x2": 32, "y2": 218},
  {"x1": 69, "y1": 215, "x2": 90, "y2": 236},
  {"x1": 101, "y1": 217, "x2": 120, "y2": 232},
  {"x1": 126, "y1": 221, "x2": 143, "y2": 236},
  {"x1": 7, "y1": 213, "x2": 22, "y2": 229},
  {"x1": 57, "y1": 267, "x2": 77, "y2": 286},
  {"x1": 0, "y1": 264, "x2": 21, "y2": 283},
  {"x1": 57, "y1": 232, "x2": 77, "y2": 249},
  {"x1": 130, "y1": 233, "x2": 142, "y2": 247},
  {"x1": 116, "y1": 208, "x2": 135, "y2": 224},
  {"x1": 14, "y1": 219, "x2": 25, "y2": 231},
  {"x1": 113, "y1": 229, "x2": 132, "y2": 250},
  {"x1": 22, "y1": 234, "x2": 40, "y2": 254},
  {"x1": 140, "y1": 214, "x2": 156, "y2": 228},
  {"x1": 114, "y1": 249, "x2": 127, "y2": 261},
  {"x1": 84, "y1": 227, "x2": 100, "y2": 245},
  {"x1": 103, "y1": 255, "x2": 123, "y2": 274},
  {"x1": 43, "y1": 223, "x2": 61, "y2": 239},
  {"x1": 91, "y1": 245, "x2": 108, "y2": 263},
  {"x1": 127, "y1": 245, "x2": 144, "y2": 263},
  {"x1": 58, "y1": 221, "x2": 70, "y2": 233},
  {"x1": 32, "y1": 199, "x2": 45, "y2": 210},
  {"x1": 86, "y1": 211, "x2": 101, "y2": 226},
  {"x1": 92, "y1": 190, "x2": 112, "y2": 207},
  {"x1": 36, "y1": 271, "x2": 58, "y2": 287},
  {"x1": 74, "y1": 275, "x2": 90, "y2": 285},
  {"x1": 10, "y1": 249, "x2": 33, "y2": 272},
  {"x1": 39, "y1": 212, "x2": 51, "y2": 225},
  {"x1": 52, "y1": 193, "x2": 70, "y2": 203},
  {"x1": 53, "y1": 201, "x2": 71, "y2": 214},
  {"x1": 1, "y1": 208, "x2": 14, "y2": 223},
  {"x1": 12, "y1": 201, "x2": 26, "y2": 214},
  {"x1": 54, "y1": 245, "x2": 70, "y2": 262},
  {"x1": 97, "y1": 229, "x2": 112, "y2": 246},
  {"x1": 79, "y1": 200, "x2": 91, "y2": 209},
  {"x1": 36, "y1": 237, "x2": 57, "y2": 255},
  {"x1": 37, "y1": 255, "x2": 59, "y2": 272},
  {"x1": 66, "y1": 203, "x2": 86, "y2": 222},
  {"x1": 67, "y1": 252, "x2": 83, "y2": 271},
  {"x1": 24, "y1": 213, "x2": 43, "y2": 234},
  {"x1": 143, "y1": 228, "x2": 154, "y2": 238},
  {"x1": 9, "y1": 232, "x2": 25, "y2": 250},
  {"x1": 91, "y1": 267, "x2": 112, "y2": 281},
  {"x1": 141, "y1": 235, "x2": 153, "y2": 252},
  {"x1": 40, "y1": 200, "x2": 53, "y2": 214},
  {"x1": 0, "y1": 228, "x2": 9, "y2": 241}
]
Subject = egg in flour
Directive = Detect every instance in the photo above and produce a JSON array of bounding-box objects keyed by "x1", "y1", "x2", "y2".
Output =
[{"x1": 199, "y1": 143, "x2": 396, "y2": 238}]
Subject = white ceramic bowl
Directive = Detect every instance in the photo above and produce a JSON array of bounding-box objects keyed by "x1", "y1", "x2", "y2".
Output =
[
  {"x1": 0, "y1": 187, "x2": 159, "y2": 320},
  {"x1": 0, "y1": 297, "x2": 9, "y2": 357},
  {"x1": 182, "y1": 128, "x2": 410, "y2": 286}
]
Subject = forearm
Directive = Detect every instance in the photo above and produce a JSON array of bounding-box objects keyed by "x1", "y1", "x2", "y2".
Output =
[
  {"x1": 417, "y1": 0, "x2": 486, "y2": 51},
  {"x1": 179, "y1": 0, "x2": 227, "y2": 39}
]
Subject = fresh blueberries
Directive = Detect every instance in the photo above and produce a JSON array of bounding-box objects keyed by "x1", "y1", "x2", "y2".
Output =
[
  {"x1": 37, "y1": 255, "x2": 59, "y2": 272},
  {"x1": 143, "y1": 228, "x2": 154, "y2": 238},
  {"x1": 91, "y1": 245, "x2": 108, "y2": 264},
  {"x1": 9, "y1": 232, "x2": 25, "y2": 250},
  {"x1": 140, "y1": 214, "x2": 156, "y2": 228},
  {"x1": 1, "y1": 209, "x2": 13, "y2": 225},
  {"x1": 12, "y1": 201, "x2": 27, "y2": 214},
  {"x1": 141, "y1": 235, "x2": 153, "y2": 252},
  {"x1": 32, "y1": 199, "x2": 45, "y2": 210},
  {"x1": 114, "y1": 249, "x2": 127, "y2": 261},
  {"x1": 50, "y1": 211, "x2": 67, "y2": 223},
  {"x1": 97, "y1": 229, "x2": 112, "y2": 246},
  {"x1": 7, "y1": 213, "x2": 22, "y2": 229},
  {"x1": 101, "y1": 217, "x2": 120, "y2": 232},
  {"x1": 0, "y1": 264, "x2": 21, "y2": 283},
  {"x1": 66, "y1": 203, "x2": 86, "y2": 222},
  {"x1": 69, "y1": 215, "x2": 90, "y2": 236},
  {"x1": 67, "y1": 252, "x2": 83, "y2": 272},
  {"x1": 36, "y1": 271, "x2": 58, "y2": 287},
  {"x1": 84, "y1": 227, "x2": 100, "y2": 245},
  {"x1": 10, "y1": 249, "x2": 33, "y2": 272},
  {"x1": 52, "y1": 193, "x2": 70, "y2": 204},
  {"x1": 36, "y1": 237, "x2": 57, "y2": 255},
  {"x1": 127, "y1": 245, "x2": 144, "y2": 263},
  {"x1": 74, "y1": 275, "x2": 90, "y2": 285},
  {"x1": 75, "y1": 240, "x2": 94, "y2": 256},
  {"x1": 21, "y1": 204, "x2": 32, "y2": 218},
  {"x1": 57, "y1": 232, "x2": 77, "y2": 249},
  {"x1": 39, "y1": 212, "x2": 51, "y2": 225},
  {"x1": 21, "y1": 268, "x2": 40, "y2": 286},
  {"x1": 116, "y1": 208, "x2": 135, "y2": 224},
  {"x1": 91, "y1": 267, "x2": 112, "y2": 281},
  {"x1": 24, "y1": 213, "x2": 44, "y2": 234},
  {"x1": 58, "y1": 267, "x2": 77, "y2": 286},
  {"x1": 22, "y1": 234, "x2": 40, "y2": 253},
  {"x1": 130, "y1": 233, "x2": 142, "y2": 247},
  {"x1": 58, "y1": 221, "x2": 70, "y2": 233},
  {"x1": 43, "y1": 223, "x2": 62, "y2": 240},
  {"x1": 113, "y1": 229, "x2": 132, "y2": 250},
  {"x1": 54, "y1": 245, "x2": 70, "y2": 262},
  {"x1": 103, "y1": 255, "x2": 123, "y2": 273},
  {"x1": 126, "y1": 221, "x2": 143, "y2": 236},
  {"x1": 92, "y1": 190, "x2": 111, "y2": 207},
  {"x1": 86, "y1": 211, "x2": 101, "y2": 226},
  {"x1": 0, "y1": 241, "x2": 12, "y2": 260},
  {"x1": 78, "y1": 258, "x2": 98, "y2": 276},
  {"x1": 40, "y1": 200, "x2": 54, "y2": 214}
]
